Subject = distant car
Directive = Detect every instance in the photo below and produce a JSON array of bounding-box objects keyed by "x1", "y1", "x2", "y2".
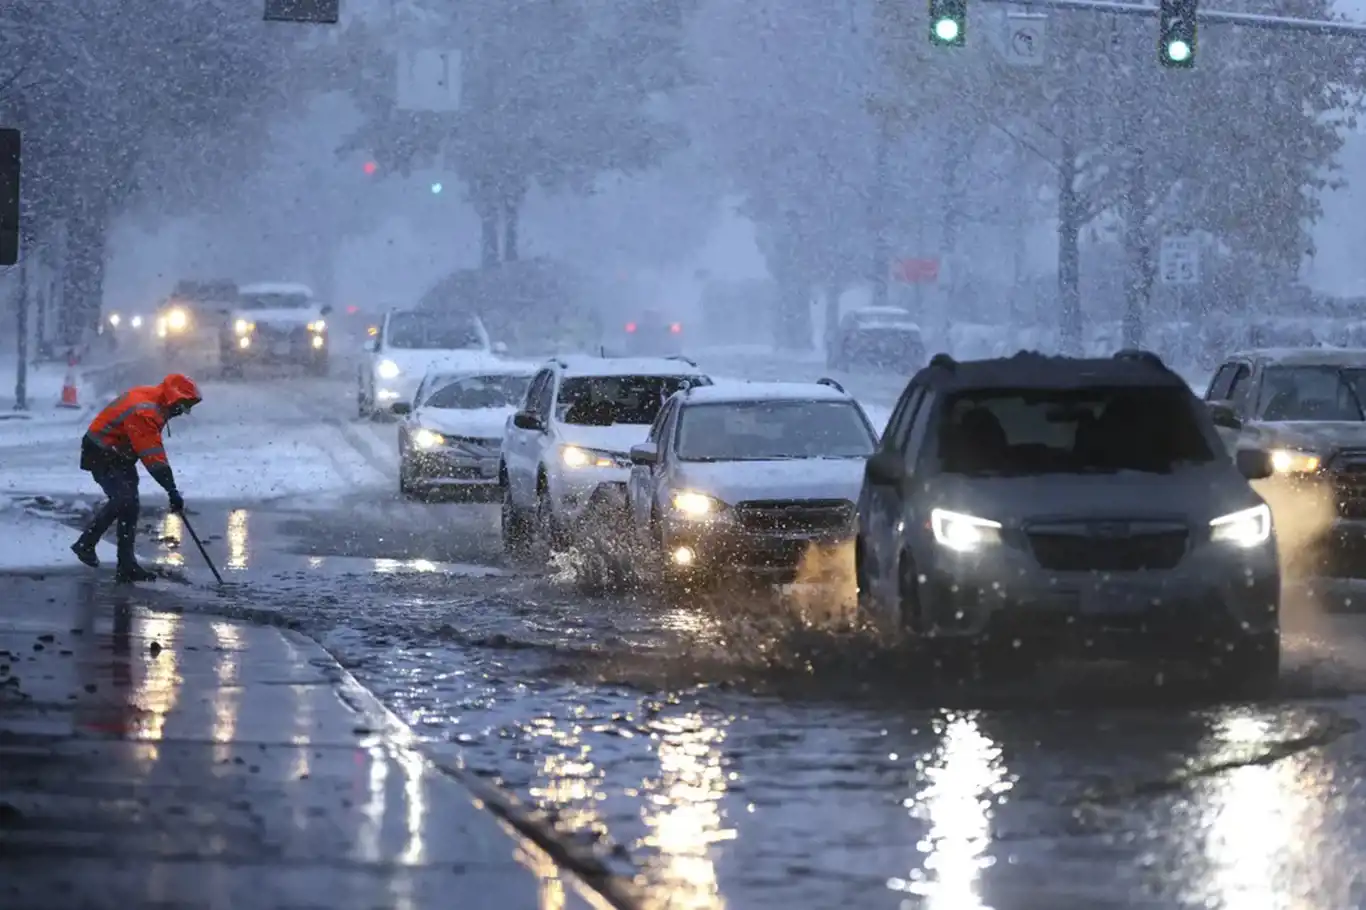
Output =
[
  {"x1": 221, "y1": 282, "x2": 332, "y2": 377},
  {"x1": 156, "y1": 279, "x2": 239, "y2": 368},
  {"x1": 1203, "y1": 347, "x2": 1366, "y2": 577},
  {"x1": 358, "y1": 308, "x2": 504, "y2": 418},
  {"x1": 500, "y1": 355, "x2": 713, "y2": 557},
  {"x1": 626, "y1": 378, "x2": 879, "y2": 591},
  {"x1": 622, "y1": 309, "x2": 684, "y2": 357},
  {"x1": 392, "y1": 364, "x2": 536, "y2": 498},
  {"x1": 828, "y1": 307, "x2": 926, "y2": 372},
  {"x1": 856, "y1": 350, "x2": 1280, "y2": 691}
]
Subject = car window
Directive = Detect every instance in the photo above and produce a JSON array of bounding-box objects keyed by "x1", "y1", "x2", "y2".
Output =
[
  {"x1": 1206, "y1": 363, "x2": 1240, "y2": 400},
  {"x1": 387, "y1": 311, "x2": 485, "y2": 350},
  {"x1": 902, "y1": 391, "x2": 938, "y2": 469},
  {"x1": 524, "y1": 370, "x2": 552, "y2": 414},
  {"x1": 423, "y1": 374, "x2": 532, "y2": 410},
  {"x1": 937, "y1": 386, "x2": 1216, "y2": 476},
  {"x1": 238, "y1": 292, "x2": 311, "y2": 310},
  {"x1": 1227, "y1": 365, "x2": 1254, "y2": 406},
  {"x1": 647, "y1": 398, "x2": 675, "y2": 443},
  {"x1": 1255, "y1": 366, "x2": 1366, "y2": 422},
  {"x1": 884, "y1": 387, "x2": 925, "y2": 453},
  {"x1": 675, "y1": 400, "x2": 877, "y2": 462},
  {"x1": 556, "y1": 375, "x2": 695, "y2": 426},
  {"x1": 534, "y1": 371, "x2": 556, "y2": 415}
]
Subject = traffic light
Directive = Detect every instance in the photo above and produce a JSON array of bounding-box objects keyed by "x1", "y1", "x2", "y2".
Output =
[
  {"x1": 0, "y1": 128, "x2": 18, "y2": 266},
  {"x1": 928, "y1": 0, "x2": 966, "y2": 47},
  {"x1": 363, "y1": 160, "x2": 377, "y2": 175},
  {"x1": 1158, "y1": 0, "x2": 1197, "y2": 67}
]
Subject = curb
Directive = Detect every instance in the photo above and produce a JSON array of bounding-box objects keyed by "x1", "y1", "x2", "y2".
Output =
[{"x1": 280, "y1": 627, "x2": 647, "y2": 910}]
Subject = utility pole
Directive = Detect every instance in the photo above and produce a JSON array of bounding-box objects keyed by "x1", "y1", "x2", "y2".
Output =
[
  {"x1": 13, "y1": 244, "x2": 28, "y2": 411},
  {"x1": 870, "y1": 114, "x2": 892, "y2": 309}
]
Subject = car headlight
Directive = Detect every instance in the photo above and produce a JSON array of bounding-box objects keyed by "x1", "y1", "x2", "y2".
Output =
[
  {"x1": 166, "y1": 308, "x2": 188, "y2": 331},
  {"x1": 1269, "y1": 448, "x2": 1320, "y2": 474},
  {"x1": 672, "y1": 490, "x2": 723, "y2": 518},
  {"x1": 412, "y1": 428, "x2": 445, "y2": 450},
  {"x1": 234, "y1": 319, "x2": 254, "y2": 336},
  {"x1": 1210, "y1": 504, "x2": 1272, "y2": 547},
  {"x1": 930, "y1": 508, "x2": 1003, "y2": 553},
  {"x1": 376, "y1": 359, "x2": 401, "y2": 380},
  {"x1": 561, "y1": 445, "x2": 625, "y2": 469},
  {"x1": 108, "y1": 313, "x2": 121, "y2": 327},
  {"x1": 130, "y1": 315, "x2": 143, "y2": 329},
  {"x1": 308, "y1": 319, "x2": 326, "y2": 333}
]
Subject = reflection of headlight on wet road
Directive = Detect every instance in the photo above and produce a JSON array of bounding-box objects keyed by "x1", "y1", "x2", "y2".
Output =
[
  {"x1": 672, "y1": 491, "x2": 722, "y2": 518},
  {"x1": 412, "y1": 428, "x2": 445, "y2": 450},
  {"x1": 1210, "y1": 504, "x2": 1272, "y2": 548},
  {"x1": 1269, "y1": 449, "x2": 1320, "y2": 474},
  {"x1": 377, "y1": 359, "x2": 401, "y2": 380},
  {"x1": 931, "y1": 509, "x2": 1002, "y2": 553}
]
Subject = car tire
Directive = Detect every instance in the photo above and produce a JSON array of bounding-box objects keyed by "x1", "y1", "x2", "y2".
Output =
[
  {"x1": 501, "y1": 475, "x2": 532, "y2": 558},
  {"x1": 220, "y1": 358, "x2": 243, "y2": 379},
  {"x1": 535, "y1": 482, "x2": 568, "y2": 556},
  {"x1": 308, "y1": 354, "x2": 330, "y2": 377},
  {"x1": 357, "y1": 389, "x2": 372, "y2": 419},
  {"x1": 1212, "y1": 631, "x2": 1280, "y2": 697},
  {"x1": 896, "y1": 550, "x2": 924, "y2": 635}
]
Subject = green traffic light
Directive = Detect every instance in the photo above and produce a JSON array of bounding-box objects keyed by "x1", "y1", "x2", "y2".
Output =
[
  {"x1": 933, "y1": 17, "x2": 961, "y2": 43},
  {"x1": 1166, "y1": 39, "x2": 1191, "y2": 61}
]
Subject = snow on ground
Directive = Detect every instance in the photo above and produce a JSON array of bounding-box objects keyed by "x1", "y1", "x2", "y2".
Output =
[{"x1": 0, "y1": 506, "x2": 115, "y2": 570}]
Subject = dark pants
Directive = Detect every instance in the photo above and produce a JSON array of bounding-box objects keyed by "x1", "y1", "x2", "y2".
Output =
[{"x1": 78, "y1": 456, "x2": 140, "y2": 565}]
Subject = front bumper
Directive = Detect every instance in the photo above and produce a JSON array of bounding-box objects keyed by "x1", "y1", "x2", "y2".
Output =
[
  {"x1": 662, "y1": 517, "x2": 854, "y2": 576},
  {"x1": 403, "y1": 448, "x2": 501, "y2": 485},
  {"x1": 230, "y1": 329, "x2": 327, "y2": 362},
  {"x1": 551, "y1": 466, "x2": 632, "y2": 523},
  {"x1": 916, "y1": 536, "x2": 1280, "y2": 647}
]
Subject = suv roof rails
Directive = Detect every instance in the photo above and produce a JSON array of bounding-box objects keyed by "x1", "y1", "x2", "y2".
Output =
[
  {"x1": 1113, "y1": 348, "x2": 1167, "y2": 368},
  {"x1": 815, "y1": 377, "x2": 847, "y2": 394},
  {"x1": 666, "y1": 354, "x2": 699, "y2": 367},
  {"x1": 929, "y1": 353, "x2": 957, "y2": 371}
]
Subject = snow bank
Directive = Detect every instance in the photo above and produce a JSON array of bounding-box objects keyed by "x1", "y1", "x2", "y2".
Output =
[{"x1": 0, "y1": 510, "x2": 114, "y2": 571}]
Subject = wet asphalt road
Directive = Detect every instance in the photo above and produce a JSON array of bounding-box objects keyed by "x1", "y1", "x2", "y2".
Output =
[{"x1": 17, "y1": 361, "x2": 1366, "y2": 908}]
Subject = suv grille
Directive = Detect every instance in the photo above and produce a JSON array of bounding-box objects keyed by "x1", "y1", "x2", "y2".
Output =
[
  {"x1": 734, "y1": 499, "x2": 854, "y2": 534},
  {"x1": 1332, "y1": 450, "x2": 1366, "y2": 518},
  {"x1": 1027, "y1": 529, "x2": 1188, "y2": 572}
]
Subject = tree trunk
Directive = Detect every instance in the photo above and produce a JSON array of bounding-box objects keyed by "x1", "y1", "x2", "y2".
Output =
[
  {"x1": 1121, "y1": 145, "x2": 1150, "y2": 348},
  {"x1": 775, "y1": 266, "x2": 812, "y2": 352},
  {"x1": 1057, "y1": 135, "x2": 1083, "y2": 356},
  {"x1": 60, "y1": 203, "x2": 106, "y2": 347},
  {"x1": 502, "y1": 192, "x2": 520, "y2": 263},
  {"x1": 869, "y1": 116, "x2": 891, "y2": 309}
]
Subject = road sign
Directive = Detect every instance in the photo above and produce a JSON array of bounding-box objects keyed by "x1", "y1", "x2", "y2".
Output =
[
  {"x1": 1159, "y1": 235, "x2": 1200, "y2": 285},
  {"x1": 396, "y1": 49, "x2": 462, "y2": 113},
  {"x1": 893, "y1": 257, "x2": 941, "y2": 284},
  {"x1": 1003, "y1": 12, "x2": 1048, "y2": 65}
]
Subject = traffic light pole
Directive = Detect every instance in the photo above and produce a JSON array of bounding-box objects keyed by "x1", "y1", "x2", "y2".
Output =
[{"x1": 980, "y1": 0, "x2": 1366, "y2": 38}]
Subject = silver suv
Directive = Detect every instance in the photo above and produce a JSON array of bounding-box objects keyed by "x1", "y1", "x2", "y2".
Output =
[{"x1": 855, "y1": 350, "x2": 1281, "y2": 690}]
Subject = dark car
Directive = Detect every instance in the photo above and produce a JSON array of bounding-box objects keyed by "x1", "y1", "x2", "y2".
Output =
[
  {"x1": 828, "y1": 306, "x2": 926, "y2": 372},
  {"x1": 622, "y1": 309, "x2": 684, "y2": 357},
  {"x1": 1204, "y1": 347, "x2": 1366, "y2": 577},
  {"x1": 856, "y1": 349, "x2": 1280, "y2": 691}
]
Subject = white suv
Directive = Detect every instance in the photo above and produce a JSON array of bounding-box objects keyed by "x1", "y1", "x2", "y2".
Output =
[
  {"x1": 500, "y1": 355, "x2": 712, "y2": 555},
  {"x1": 358, "y1": 308, "x2": 504, "y2": 418}
]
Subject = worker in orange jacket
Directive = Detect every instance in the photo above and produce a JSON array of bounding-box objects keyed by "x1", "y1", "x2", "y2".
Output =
[{"x1": 71, "y1": 373, "x2": 202, "y2": 582}]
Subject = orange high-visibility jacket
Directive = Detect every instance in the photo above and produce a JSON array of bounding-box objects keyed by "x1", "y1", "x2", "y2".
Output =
[{"x1": 84, "y1": 374, "x2": 201, "y2": 471}]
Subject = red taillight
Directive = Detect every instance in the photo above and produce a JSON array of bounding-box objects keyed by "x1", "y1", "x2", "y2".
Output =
[
  {"x1": 670, "y1": 322, "x2": 682, "y2": 334},
  {"x1": 346, "y1": 305, "x2": 359, "y2": 314},
  {"x1": 625, "y1": 322, "x2": 637, "y2": 333}
]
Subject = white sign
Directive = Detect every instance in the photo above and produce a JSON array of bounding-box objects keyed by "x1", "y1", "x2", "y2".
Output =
[
  {"x1": 1160, "y1": 235, "x2": 1200, "y2": 285},
  {"x1": 396, "y1": 49, "x2": 462, "y2": 113},
  {"x1": 1003, "y1": 13, "x2": 1047, "y2": 67}
]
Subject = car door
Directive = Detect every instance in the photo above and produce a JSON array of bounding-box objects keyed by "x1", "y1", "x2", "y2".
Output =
[
  {"x1": 629, "y1": 398, "x2": 676, "y2": 531},
  {"x1": 860, "y1": 385, "x2": 926, "y2": 581},
  {"x1": 1207, "y1": 360, "x2": 1253, "y2": 452},
  {"x1": 507, "y1": 369, "x2": 552, "y2": 505}
]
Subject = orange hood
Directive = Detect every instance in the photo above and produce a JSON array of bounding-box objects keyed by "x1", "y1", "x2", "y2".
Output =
[{"x1": 158, "y1": 373, "x2": 202, "y2": 409}]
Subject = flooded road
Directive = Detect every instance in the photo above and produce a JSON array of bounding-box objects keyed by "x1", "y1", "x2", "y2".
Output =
[{"x1": 51, "y1": 489, "x2": 1366, "y2": 910}]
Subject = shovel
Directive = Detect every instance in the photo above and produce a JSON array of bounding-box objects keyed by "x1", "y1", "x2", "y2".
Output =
[{"x1": 179, "y1": 511, "x2": 225, "y2": 586}]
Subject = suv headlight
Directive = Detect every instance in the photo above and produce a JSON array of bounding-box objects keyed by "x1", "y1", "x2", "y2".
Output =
[
  {"x1": 561, "y1": 445, "x2": 627, "y2": 469},
  {"x1": 376, "y1": 359, "x2": 401, "y2": 380},
  {"x1": 412, "y1": 428, "x2": 445, "y2": 450},
  {"x1": 672, "y1": 490, "x2": 723, "y2": 518},
  {"x1": 1210, "y1": 504, "x2": 1272, "y2": 547},
  {"x1": 165, "y1": 308, "x2": 189, "y2": 332},
  {"x1": 234, "y1": 319, "x2": 254, "y2": 336},
  {"x1": 931, "y1": 508, "x2": 1002, "y2": 553},
  {"x1": 1269, "y1": 449, "x2": 1320, "y2": 474},
  {"x1": 308, "y1": 319, "x2": 326, "y2": 333}
]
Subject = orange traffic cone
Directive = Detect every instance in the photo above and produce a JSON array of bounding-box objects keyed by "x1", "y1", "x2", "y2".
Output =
[{"x1": 58, "y1": 362, "x2": 81, "y2": 409}]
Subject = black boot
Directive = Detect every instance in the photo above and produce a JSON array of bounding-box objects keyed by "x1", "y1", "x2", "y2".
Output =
[
  {"x1": 114, "y1": 528, "x2": 155, "y2": 583},
  {"x1": 70, "y1": 539, "x2": 100, "y2": 568}
]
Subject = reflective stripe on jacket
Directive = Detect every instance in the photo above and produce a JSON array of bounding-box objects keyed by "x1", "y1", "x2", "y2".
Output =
[{"x1": 85, "y1": 386, "x2": 170, "y2": 470}]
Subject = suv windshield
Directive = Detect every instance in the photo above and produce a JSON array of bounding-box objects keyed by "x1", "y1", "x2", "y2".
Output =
[
  {"x1": 423, "y1": 374, "x2": 531, "y2": 410},
  {"x1": 239, "y1": 292, "x2": 311, "y2": 310},
  {"x1": 388, "y1": 312, "x2": 485, "y2": 350},
  {"x1": 1257, "y1": 366, "x2": 1366, "y2": 421},
  {"x1": 676, "y1": 400, "x2": 875, "y2": 461},
  {"x1": 939, "y1": 386, "x2": 1215, "y2": 476},
  {"x1": 557, "y1": 375, "x2": 695, "y2": 425}
]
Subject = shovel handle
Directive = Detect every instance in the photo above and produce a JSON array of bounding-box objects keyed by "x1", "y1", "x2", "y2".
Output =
[{"x1": 179, "y1": 513, "x2": 225, "y2": 586}]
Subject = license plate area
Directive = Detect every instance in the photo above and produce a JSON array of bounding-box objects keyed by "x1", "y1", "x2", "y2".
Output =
[
  {"x1": 272, "y1": 341, "x2": 292, "y2": 356},
  {"x1": 479, "y1": 459, "x2": 499, "y2": 479}
]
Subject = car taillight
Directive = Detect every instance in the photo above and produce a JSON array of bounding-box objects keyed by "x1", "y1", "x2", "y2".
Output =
[
  {"x1": 670, "y1": 322, "x2": 682, "y2": 334},
  {"x1": 625, "y1": 322, "x2": 637, "y2": 333}
]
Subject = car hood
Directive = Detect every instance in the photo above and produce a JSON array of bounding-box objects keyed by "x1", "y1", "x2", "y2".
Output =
[
  {"x1": 378, "y1": 349, "x2": 500, "y2": 377},
  {"x1": 675, "y1": 458, "x2": 865, "y2": 506},
  {"x1": 414, "y1": 406, "x2": 514, "y2": 441},
  {"x1": 932, "y1": 465, "x2": 1258, "y2": 527},
  {"x1": 559, "y1": 424, "x2": 652, "y2": 455},
  {"x1": 1251, "y1": 420, "x2": 1366, "y2": 456},
  {"x1": 232, "y1": 306, "x2": 321, "y2": 326}
]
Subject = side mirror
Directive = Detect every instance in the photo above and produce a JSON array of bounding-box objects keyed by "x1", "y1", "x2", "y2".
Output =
[
  {"x1": 390, "y1": 401, "x2": 412, "y2": 416},
  {"x1": 513, "y1": 410, "x2": 544, "y2": 432},
  {"x1": 1236, "y1": 448, "x2": 1275, "y2": 481},
  {"x1": 492, "y1": 341, "x2": 509, "y2": 354},
  {"x1": 630, "y1": 443, "x2": 658, "y2": 466},
  {"x1": 865, "y1": 450, "x2": 905, "y2": 486},
  {"x1": 320, "y1": 304, "x2": 334, "y2": 316},
  {"x1": 1208, "y1": 401, "x2": 1242, "y2": 431}
]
